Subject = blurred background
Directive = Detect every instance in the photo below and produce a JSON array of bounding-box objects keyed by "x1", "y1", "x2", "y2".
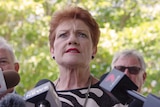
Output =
[{"x1": 0, "y1": 0, "x2": 160, "y2": 97}]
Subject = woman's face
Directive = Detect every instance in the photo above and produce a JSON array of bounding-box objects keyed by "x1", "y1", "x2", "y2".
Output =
[{"x1": 50, "y1": 19, "x2": 97, "y2": 67}]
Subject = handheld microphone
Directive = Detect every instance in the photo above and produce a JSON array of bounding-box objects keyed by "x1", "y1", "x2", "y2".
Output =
[
  {"x1": 100, "y1": 69, "x2": 138, "y2": 104},
  {"x1": 24, "y1": 79, "x2": 61, "y2": 107},
  {"x1": 34, "y1": 79, "x2": 56, "y2": 90},
  {"x1": 0, "y1": 93, "x2": 26, "y2": 107},
  {"x1": 129, "y1": 99, "x2": 144, "y2": 107},
  {"x1": 0, "y1": 68, "x2": 20, "y2": 93},
  {"x1": 100, "y1": 69, "x2": 160, "y2": 107}
]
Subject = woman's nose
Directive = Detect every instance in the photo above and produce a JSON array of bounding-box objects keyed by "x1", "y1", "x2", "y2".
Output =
[{"x1": 68, "y1": 34, "x2": 79, "y2": 45}]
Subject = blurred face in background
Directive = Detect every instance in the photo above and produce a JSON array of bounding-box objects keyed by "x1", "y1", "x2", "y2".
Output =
[
  {"x1": 0, "y1": 48, "x2": 17, "y2": 71},
  {"x1": 0, "y1": 48, "x2": 19, "y2": 98},
  {"x1": 113, "y1": 55, "x2": 146, "y2": 92}
]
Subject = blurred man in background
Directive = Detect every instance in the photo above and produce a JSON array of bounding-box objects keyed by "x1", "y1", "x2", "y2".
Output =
[
  {"x1": 101, "y1": 49, "x2": 147, "y2": 107},
  {"x1": 0, "y1": 37, "x2": 20, "y2": 99}
]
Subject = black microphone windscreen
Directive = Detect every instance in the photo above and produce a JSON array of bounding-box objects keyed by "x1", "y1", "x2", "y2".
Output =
[
  {"x1": 34, "y1": 79, "x2": 57, "y2": 93},
  {"x1": 0, "y1": 93, "x2": 26, "y2": 107},
  {"x1": 35, "y1": 79, "x2": 50, "y2": 87},
  {"x1": 24, "y1": 79, "x2": 61, "y2": 107},
  {"x1": 35, "y1": 79, "x2": 55, "y2": 87}
]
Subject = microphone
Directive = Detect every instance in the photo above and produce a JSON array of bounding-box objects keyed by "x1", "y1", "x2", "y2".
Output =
[
  {"x1": 129, "y1": 99, "x2": 144, "y2": 107},
  {"x1": 0, "y1": 93, "x2": 26, "y2": 107},
  {"x1": 23, "y1": 79, "x2": 61, "y2": 107},
  {"x1": 34, "y1": 79, "x2": 56, "y2": 90},
  {"x1": 100, "y1": 69, "x2": 160, "y2": 107},
  {"x1": 0, "y1": 68, "x2": 20, "y2": 93},
  {"x1": 100, "y1": 69, "x2": 138, "y2": 104}
]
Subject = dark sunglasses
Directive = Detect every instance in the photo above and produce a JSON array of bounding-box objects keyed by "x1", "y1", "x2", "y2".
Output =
[{"x1": 114, "y1": 66, "x2": 141, "y2": 75}]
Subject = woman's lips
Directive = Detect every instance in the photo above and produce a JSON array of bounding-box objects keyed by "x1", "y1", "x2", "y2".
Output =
[{"x1": 66, "y1": 48, "x2": 80, "y2": 53}]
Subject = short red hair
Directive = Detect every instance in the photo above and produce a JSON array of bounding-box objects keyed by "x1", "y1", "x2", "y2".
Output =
[{"x1": 49, "y1": 6, "x2": 100, "y2": 48}]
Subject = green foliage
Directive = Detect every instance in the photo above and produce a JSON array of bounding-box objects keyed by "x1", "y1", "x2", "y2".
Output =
[
  {"x1": 99, "y1": 17, "x2": 160, "y2": 95},
  {"x1": 0, "y1": 0, "x2": 160, "y2": 97}
]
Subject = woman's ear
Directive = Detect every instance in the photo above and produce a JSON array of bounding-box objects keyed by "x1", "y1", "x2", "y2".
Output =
[
  {"x1": 143, "y1": 72, "x2": 147, "y2": 83},
  {"x1": 93, "y1": 47, "x2": 97, "y2": 55},
  {"x1": 92, "y1": 47, "x2": 97, "y2": 59},
  {"x1": 50, "y1": 47, "x2": 54, "y2": 58}
]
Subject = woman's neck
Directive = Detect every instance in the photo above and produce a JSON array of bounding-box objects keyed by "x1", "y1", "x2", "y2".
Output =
[
  {"x1": 55, "y1": 74, "x2": 91, "y2": 90},
  {"x1": 54, "y1": 66, "x2": 99, "y2": 90}
]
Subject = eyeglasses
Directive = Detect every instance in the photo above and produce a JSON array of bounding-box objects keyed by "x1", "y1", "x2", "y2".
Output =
[{"x1": 114, "y1": 66, "x2": 141, "y2": 75}]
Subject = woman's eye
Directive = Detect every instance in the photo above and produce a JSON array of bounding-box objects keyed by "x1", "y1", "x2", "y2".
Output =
[
  {"x1": 78, "y1": 33, "x2": 87, "y2": 38},
  {"x1": 59, "y1": 33, "x2": 67, "y2": 38}
]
